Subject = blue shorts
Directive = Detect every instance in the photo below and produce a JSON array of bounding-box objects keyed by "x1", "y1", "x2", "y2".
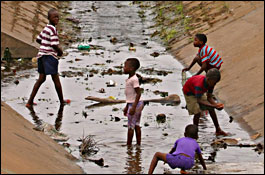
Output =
[
  {"x1": 38, "y1": 55, "x2": 58, "y2": 75},
  {"x1": 166, "y1": 154, "x2": 194, "y2": 170}
]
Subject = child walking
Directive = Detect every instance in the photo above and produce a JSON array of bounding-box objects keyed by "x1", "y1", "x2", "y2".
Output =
[
  {"x1": 26, "y1": 8, "x2": 69, "y2": 107},
  {"x1": 123, "y1": 58, "x2": 144, "y2": 146},
  {"x1": 148, "y1": 124, "x2": 206, "y2": 174},
  {"x1": 182, "y1": 68, "x2": 227, "y2": 136},
  {"x1": 182, "y1": 33, "x2": 223, "y2": 76}
]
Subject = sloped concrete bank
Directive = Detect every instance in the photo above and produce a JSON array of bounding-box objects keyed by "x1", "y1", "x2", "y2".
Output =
[{"x1": 148, "y1": 1, "x2": 264, "y2": 142}]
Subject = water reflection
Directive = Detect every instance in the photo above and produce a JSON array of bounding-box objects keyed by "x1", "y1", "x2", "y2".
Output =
[
  {"x1": 26, "y1": 104, "x2": 65, "y2": 131},
  {"x1": 124, "y1": 145, "x2": 143, "y2": 174},
  {"x1": 26, "y1": 105, "x2": 43, "y2": 128},
  {"x1": 55, "y1": 104, "x2": 65, "y2": 131}
]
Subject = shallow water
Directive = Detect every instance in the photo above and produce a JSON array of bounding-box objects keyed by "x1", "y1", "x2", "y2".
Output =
[{"x1": 1, "y1": 1, "x2": 263, "y2": 174}]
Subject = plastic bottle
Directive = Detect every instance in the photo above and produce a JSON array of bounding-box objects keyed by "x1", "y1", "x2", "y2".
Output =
[{"x1": 78, "y1": 44, "x2": 90, "y2": 50}]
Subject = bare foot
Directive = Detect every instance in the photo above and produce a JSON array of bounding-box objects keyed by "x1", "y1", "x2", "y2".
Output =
[{"x1": 216, "y1": 130, "x2": 228, "y2": 136}]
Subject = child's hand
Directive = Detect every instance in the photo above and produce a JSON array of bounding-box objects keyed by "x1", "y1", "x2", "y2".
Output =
[
  {"x1": 215, "y1": 103, "x2": 224, "y2": 110},
  {"x1": 123, "y1": 107, "x2": 128, "y2": 116},
  {"x1": 129, "y1": 108, "x2": 136, "y2": 115}
]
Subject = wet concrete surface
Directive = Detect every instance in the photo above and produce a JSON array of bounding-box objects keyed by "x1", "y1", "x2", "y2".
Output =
[{"x1": 1, "y1": 1, "x2": 264, "y2": 174}]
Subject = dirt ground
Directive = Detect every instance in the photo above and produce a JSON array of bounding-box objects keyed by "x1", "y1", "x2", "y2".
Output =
[{"x1": 1, "y1": 1, "x2": 264, "y2": 174}]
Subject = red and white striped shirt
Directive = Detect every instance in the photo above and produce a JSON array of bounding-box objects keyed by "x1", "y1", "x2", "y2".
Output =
[
  {"x1": 36, "y1": 24, "x2": 59, "y2": 59},
  {"x1": 198, "y1": 44, "x2": 223, "y2": 68}
]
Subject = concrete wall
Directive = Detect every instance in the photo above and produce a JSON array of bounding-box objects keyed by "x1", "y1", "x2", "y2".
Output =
[{"x1": 1, "y1": 1, "x2": 59, "y2": 58}]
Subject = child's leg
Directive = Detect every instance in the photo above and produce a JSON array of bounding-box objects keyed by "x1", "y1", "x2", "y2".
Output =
[
  {"x1": 27, "y1": 74, "x2": 46, "y2": 105},
  {"x1": 148, "y1": 152, "x2": 167, "y2": 174},
  {"x1": 193, "y1": 113, "x2": 201, "y2": 126},
  {"x1": 51, "y1": 74, "x2": 64, "y2": 103},
  {"x1": 127, "y1": 128, "x2": 134, "y2": 146},
  {"x1": 135, "y1": 125, "x2": 141, "y2": 145},
  {"x1": 208, "y1": 109, "x2": 227, "y2": 136}
]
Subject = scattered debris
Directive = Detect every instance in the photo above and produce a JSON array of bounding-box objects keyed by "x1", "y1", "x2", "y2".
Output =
[
  {"x1": 229, "y1": 116, "x2": 233, "y2": 123},
  {"x1": 106, "y1": 80, "x2": 117, "y2": 87},
  {"x1": 14, "y1": 80, "x2": 19, "y2": 85},
  {"x1": 114, "y1": 117, "x2": 121, "y2": 122},
  {"x1": 112, "y1": 107, "x2": 119, "y2": 111},
  {"x1": 110, "y1": 37, "x2": 118, "y2": 44},
  {"x1": 153, "y1": 90, "x2": 168, "y2": 97},
  {"x1": 98, "y1": 88, "x2": 105, "y2": 93},
  {"x1": 79, "y1": 134, "x2": 99, "y2": 157},
  {"x1": 33, "y1": 122, "x2": 69, "y2": 141},
  {"x1": 86, "y1": 158, "x2": 104, "y2": 166},
  {"x1": 82, "y1": 111, "x2": 88, "y2": 118},
  {"x1": 144, "y1": 122, "x2": 149, "y2": 127},
  {"x1": 156, "y1": 113, "x2": 166, "y2": 123},
  {"x1": 251, "y1": 133, "x2": 261, "y2": 140},
  {"x1": 150, "y1": 51, "x2": 160, "y2": 57}
]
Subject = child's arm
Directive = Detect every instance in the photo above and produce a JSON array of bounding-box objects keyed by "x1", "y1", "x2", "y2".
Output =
[
  {"x1": 182, "y1": 55, "x2": 199, "y2": 72},
  {"x1": 36, "y1": 38, "x2": 42, "y2": 45},
  {"x1": 52, "y1": 45, "x2": 63, "y2": 56},
  {"x1": 169, "y1": 147, "x2": 176, "y2": 154},
  {"x1": 198, "y1": 153, "x2": 207, "y2": 170},
  {"x1": 195, "y1": 62, "x2": 207, "y2": 75},
  {"x1": 123, "y1": 103, "x2": 129, "y2": 116},
  {"x1": 129, "y1": 87, "x2": 141, "y2": 115}
]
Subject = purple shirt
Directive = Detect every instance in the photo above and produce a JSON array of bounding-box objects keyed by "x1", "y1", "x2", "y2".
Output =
[{"x1": 171, "y1": 137, "x2": 201, "y2": 160}]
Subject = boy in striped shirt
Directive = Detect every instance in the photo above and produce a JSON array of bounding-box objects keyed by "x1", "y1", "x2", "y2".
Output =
[
  {"x1": 182, "y1": 34, "x2": 223, "y2": 76},
  {"x1": 26, "y1": 8, "x2": 68, "y2": 107}
]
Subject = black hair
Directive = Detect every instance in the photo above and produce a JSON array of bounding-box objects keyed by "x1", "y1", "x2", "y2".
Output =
[
  {"x1": 185, "y1": 124, "x2": 198, "y2": 139},
  {"x1": 195, "y1": 33, "x2": 207, "y2": 44},
  {"x1": 126, "y1": 58, "x2": 140, "y2": 71},
  {"x1": 206, "y1": 68, "x2": 221, "y2": 82},
  {"x1": 48, "y1": 8, "x2": 57, "y2": 19}
]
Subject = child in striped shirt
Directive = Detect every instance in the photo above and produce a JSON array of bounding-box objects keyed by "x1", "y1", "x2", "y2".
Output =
[
  {"x1": 26, "y1": 8, "x2": 68, "y2": 107},
  {"x1": 182, "y1": 33, "x2": 223, "y2": 76}
]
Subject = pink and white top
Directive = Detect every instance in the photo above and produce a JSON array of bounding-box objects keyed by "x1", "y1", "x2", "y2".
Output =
[
  {"x1": 125, "y1": 74, "x2": 140, "y2": 103},
  {"x1": 36, "y1": 24, "x2": 59, "y2": 59}
]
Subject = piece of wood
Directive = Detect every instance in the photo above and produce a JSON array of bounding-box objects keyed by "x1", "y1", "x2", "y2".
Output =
[{"x1": 85, "y1": 94, "x2": 180, "y2": 104}]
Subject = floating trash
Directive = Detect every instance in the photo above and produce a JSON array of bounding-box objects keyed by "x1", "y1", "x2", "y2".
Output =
[
  {"x1": 106, "y1": 80, "x2": 117, "y2": 87},
  {"x1": 78, "y1": 44, "x2": 90, "y2": 50},
  {"x1": 156, "y1": 113, "x2": 166, "y2": 123}
]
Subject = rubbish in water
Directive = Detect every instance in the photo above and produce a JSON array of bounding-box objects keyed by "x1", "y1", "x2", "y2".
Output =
[
  {"x1": 98, "y1": 88, "x2": 105, "y2": 93},
  {"x1": 106, "y1": 80, "x2": 117, "y2": 87},
  {"x1": 114, "y1": 117, "x2": 121, "y2": 122},
  {"x1": 181, "y1": 71, "x2": 187, "y2": 86},
  {"x1": 150, "y1": 51, "x2": 159, "y2": 57},
  {"x1": 229, "y1": 116, "x2": 233, "y2": 123},
  {"x1": 79, "y1": 134, "x2": 99, "y2": 156},
  {"x1": 65, "y1": 99, "x2": 71, "y2": 104},
  {"x1": 33, "y1": 122, "x2": 69, "y2": 141},
  {"x1": 156, "y1": 113, "x2": 166, "y2": 123},
  {"x1": 251, "y1": 133, "x2": 261, "y2": 140},
  {"x1": 108, "y1": 96, "x2": 116, "y2": 100},
  {"x1": 78, "y1": 45, "x2": 91, "y2": 50},
  {"x1": 82, "y1": 111, "x2": 88, "y2": 118},
  {"x1": 14, "y1": 80, "x2": 19, "y2": 85},
  {"x1": 86, "y1": 158, "x2": 104, "y2": 166},
  {"x1": 110, "y1": 37, "x2": 117, "y2": 44}
]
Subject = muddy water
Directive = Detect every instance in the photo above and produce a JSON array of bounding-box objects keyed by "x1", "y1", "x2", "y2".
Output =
[{"x1": 1, "y1": 1, "x2": 263, "y2": 174}]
